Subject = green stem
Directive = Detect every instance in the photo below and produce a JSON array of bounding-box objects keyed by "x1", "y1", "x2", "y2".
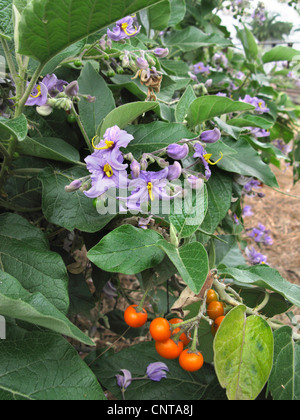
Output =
[
  {"x1": 15, "y1": 63, "x2": 45, "y2": 117},
  {"x1": 71, "y1": 103, "x2": 93, "y2": 153},
  {"x1": 0, "y1": 143, "x2": 10, "y2": 160},
  {"x1": 190, "y1": 325, "x2": 198, "y2": 352},
  {"x1": 0, "y1": 38, "x2": 18, "y2": 83}
]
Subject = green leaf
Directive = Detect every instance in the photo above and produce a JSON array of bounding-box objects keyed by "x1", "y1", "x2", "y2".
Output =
[
  {"x1": 236, "y1": 25, "x2": 258, "y2": 62},
  {"x1": 126, "y1": 121, "x2": 195, "y2": 158},
  {"x1": 78, "y1": 62, "x2": 115, "y2": 139},
  {"x1": 168, "y1": 0, "x2": 186, "y2": 27},
  {"x1": 87, "y1": 341, "x2": 226, "y2": 400},
  {"x1": 0, "y1": 271, "x2": 95, "y2": 346},
  {"x1": 214, "y1": 235, "x2": 246, "y2": 267},
  {"x1": 97, "y1": 101, "x2": 159, "y2": 139},
  {"x1": 268, "y1": 327, "x2": 300, "y2": 400},
  {"x1": 165, "y1": 26, "x2": 233, "y2": 52},
  {"x1": 158, "y1": 240, "x2": 209, "y2": 294},
  {"x1": 18, "y1": 0, "x2": 164, "y2": 64},
  {"x1": 169, "y1": 184, "x2": 208, "y2": 239},
  {"x1": 148, "y1": 0, "x2": 171, "y2": 31},
  {"x1": 218, "y1": 265, "x2": 300, "y2": 308},
  {"x1": 0, "y1": 332, "x2": 105, "y2": 400},
  {"x1": 17, "y1": 137, "x2": 80, "y2": 163},
  {"x1": 38, "y1": 166, "x2": 115, "y2": 233},
  {"x1": 198, "y1": 170, "x2": 233, "y2": 240},
  {"x1": 228, "y1": 115, "x2": 274, "y2": 130},
  {"x1": 0, "y1": 213, "x2": 69, "y2": 313},
  {"x1": 0, "y1": 0, "x2": 13, "y2": 39},
  {"x1": 88, "y1": 225, "x2": 165, "y2": 275},
  {"x1": 175, "y1": 85, "x2": 197, "y2": 123},
  {"x1": 262, "y1": 46, "x2": 300, "y2": 64},
  {"x1": 187, "y1": 96, "x2": 255, "y2": 127},
  {"x1": 217, "y1": 138, "x2": 278, "y2": 188},
  {"x1": 0, "y1": 114, "x2": 28, "y2": 141},
  {"x1": 214, "y1": 305, "x2": 274, "y2": 400}
]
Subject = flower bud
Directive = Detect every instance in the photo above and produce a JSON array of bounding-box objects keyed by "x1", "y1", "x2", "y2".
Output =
[
  {"x1": 65, "y1": 81, "x2": 79, "y2": 97},
  {"x1": 65, "y1": 179, "x2": 82, "y2": 192},
  {"x1": 154, "y1": 48, "x2": 169, "y2": 58},
  {"x1": 167, "y1": 143, "x2": 189, "y2": 160},
  {"x1": 167, "y1": 161, "x2": 182, "y2": 181},
  {"x1": 200, "y1": 128, "x2": 221, "y2": 144},
  {"x1": 36, "y1": 104, "x2": 53, "y2": 116},
  {"x1": 130, "y1": 159, "x2": 141, "y2": 179},
  {"x1": 187, "y1": 175, "x2": 204, "y2": 190},
  {"x1": 136, "y1": 57, "x2": 149, "y2": 70}
]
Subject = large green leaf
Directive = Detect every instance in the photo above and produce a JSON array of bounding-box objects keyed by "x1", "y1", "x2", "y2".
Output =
[
  {"x1": 187, "y1": 96, "x2": 255, "y2": 128},
  {"x1": 0, "y1": 114, "x2": 28, "y2": 141},
  {"x1": 158, "y1": 240, "x2": 209, "y2": 294},
  {"x1": 126, "y1": 121, "x2": 195, "y2": 158},
  {"x1": 38, "y1": 166, "x2": 115, "y2": 233},
  {"x1": 17, "y1": 137, "x2": 80, "y2": 163},
  {"x1": 217, "y1": 138, "x2": 278, "y2": 188},
  {"x1": 262, "y1": 46, "x2": 300, "y2": 64},
  {"x1": 175, "y1": 85, "x2": 197, "y2": 123},
  {"x1": 0, "y1": 332, "x2": 105, "y2": 400},
  {"x1": 78, "y1": 62, "x2": 115, "y2": 139},
  {"x1": 268, "y1": 327, "x2": 300, "y2": 400},
  {"x1": 0, "y1": 213, "x2": 69, "y2": 313},
  {"x1": 198, "y1": 169, "x2": 233, "y2": 239},
  {"x1": 0, "y1": 271, "x2": 94, "y2": 346},
  {"x1": 148, "y1": 0, "x2": 171, "y2": 31},
  {"x1": 87, "y1": 341, "x2": 226, "y2": 400},
  {"x1": 88, "y1": 225, "x2": 165, "y2": 275},
  {"x1": 214, "y1": 305, "x2": 274, "y2": 400},
  {"x1": 97, "y1": 101, "x2": 159, "y2": 139},
  {"x1": 165, "y1": 26, "x2": 233, "y2": 52},
  {"x1": 169, "y1": 184, "x2": 208, "y2": 239},
  {"x1": 18, "y1": 0, "x2": 164, "y2": 64},
  {"x1": 218, "y1": 265, "x2": 300, "y2": 308}
]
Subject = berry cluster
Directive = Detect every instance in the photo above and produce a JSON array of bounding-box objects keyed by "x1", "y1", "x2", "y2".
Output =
[{"x1": 206, "y1": 289, "x2": 226, "y2": 335}]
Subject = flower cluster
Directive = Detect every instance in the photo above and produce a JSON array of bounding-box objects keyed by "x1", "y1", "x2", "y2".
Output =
[
  {"x1": 251, "y1": 2, "x2": 267, "y2": 25},
  {"x1": 66, "y1": 125, "x2": 224, "y2": 218},
  {"x1": 248, "y1": 223, "x2": 273, "y2": 246}
]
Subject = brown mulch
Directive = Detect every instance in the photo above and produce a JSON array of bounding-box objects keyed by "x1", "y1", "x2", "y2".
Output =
[{"x1": 244, "y1": 164, "x2": 300, "y2": 287}]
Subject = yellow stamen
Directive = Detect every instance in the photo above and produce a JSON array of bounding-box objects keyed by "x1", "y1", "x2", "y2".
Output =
[
  {"x1": 92, "y1": 136, "x2": 114, "y2": 150},
  {"x1": 121, "y1": 22, "x2": 139, "y2": 37},
  {"x1": 30, "y1": 85, "x2": 41, "y2": 98},
  {"x1": 258, "y1": 101, "x2": 264, "y2": 108},
  {"x1": 203, "y1": 152, "x2": 224, "y2": 166},
  {"x1": 147, "y1": 182, "x2": 154, "y2": 201},
  {"x1": 103, "y1": 163, "x2": 114, "y2": 178}
]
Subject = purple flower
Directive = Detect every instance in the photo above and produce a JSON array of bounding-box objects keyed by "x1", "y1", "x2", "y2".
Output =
[
  {"x1": 124, "y1": 168, "x2": 178, "y2": 212},
  {"x1": 249, "y1": 227, "x2": 264, "y2": 243},
  {"x1": 116, "y1": 369, "x2": 132, "y2": 389},
  {"x1": 92, "y1": 125, "x2": 134, "y2": 170},
  {"x1": 107, "y1": 16, "x2": 141, "y2": 41},
  {"x1": 43, "y1": 74, "x2": 67, "y2": 96},
  {"x1": 187, "y1": 175, "x2": 204, "y2": 190},
  {"x1": 193, "y1": 62, "x2": 210, "y2": 75},
  {"x1": 216, "y1": 92, "x2": 227, "y2": 97},
  {"x1": 248, "y1": 127, "x2": 270, "y2": 138},
  {"x1": 188, "y1": 72, "x2": 198, "y2": 82},
  {"x1": 25, "y1": 82, "x2": 48, "y2": 106},
  {"x1": 242, "y1": 205, "x2": 253, "y2": 217},
  {"x1": 193, "y1": 144, "x2": 223, "y2": 181},
  {"x1": 248, "y1": 223, "x2": 273, "y2": 246},
  {"x1": 84, "y1": 153, "x2": 128, "y2": 199},
  {"x1": 200, "y1": 128, "x2": 221, "y2": 144},
  {"x1": 243, "y1": 178, "x2": 262, "y2": 194},
  {"x1": 136, "y1": 57, "x2": 149, "y2": 70},
  {"x1": 167, "y1": 143, "x2": 189, "y2": 160},
  {"x1": 235, "y1": 71, "x2": 245, "y2": 80},
  {"x1": 240, "y1": 95, "x2": 269, "y2": 114},
  {"x1": 212, "y1": 53, "x2": 228, "y2": 69},
  {"x1": 138, "y1": 216, "x2": 154, "y2": 230},
  {"x1": 130, "y1": 159, "x2": 141, "y2": 179},
  {"x1": 233, "y1": 214, "x2": 240, "y2": 225},
  {"x1": 245, "y1": 246, "x2": 268, "y2": 265},
  {"x1": 146, "y1": 362, "x2": 169, "y2": 382}
]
